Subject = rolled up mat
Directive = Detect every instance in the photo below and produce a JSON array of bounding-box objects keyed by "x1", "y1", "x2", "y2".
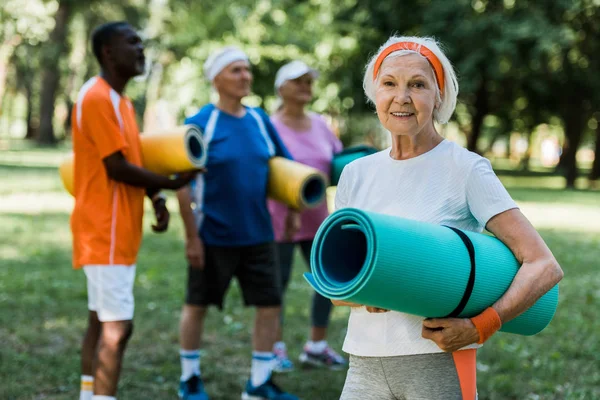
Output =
[
  {"x1": 59, "y1": 157, "x2": 75, "y2": 195},
  {"x1": 140, "y1": 124, "x2": 207, "y2": 175},
  {"x1": 59, "y1": 125, "x2": 207, "y2": 196},
  {"x1": 305, "y1": 208, "x2": 558, "y2": 336},
  {"x1": 268, "y1": 157, "x2": 328, "y2": 210},
  {"x1": 330, "y1": 145, "x2": 378, "y2": 186}
]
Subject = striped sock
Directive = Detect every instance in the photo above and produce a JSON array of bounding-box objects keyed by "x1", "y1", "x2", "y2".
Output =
[
  {"x1": 251, "y1": 351, "x2": 276, "y2": 387},
  {"x1": 79, "y1": 375, "x2": 93, "y2": 400},
  {"x1": 180, "y1": 349, "x2": 201, "y2": 381}
]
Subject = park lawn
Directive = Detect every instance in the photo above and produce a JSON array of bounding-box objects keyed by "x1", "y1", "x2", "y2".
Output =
[{"x1": 0, "y1": 147, "x2": 599, "y2": 400}]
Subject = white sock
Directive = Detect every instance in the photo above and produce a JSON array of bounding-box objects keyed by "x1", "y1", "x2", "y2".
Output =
[
  {"x1": 306, "y1": 340, "x2": 328, "y2": 354},
  {"x1": 273, "y1": 341, "x2": 286, "y2": 352},
  {"x1": 180, "y1": 349, "x2": 201, "y2": 381},
  {"x1": 251, "y1": 351, "x2": 276, "y2": 387},
  {"x1": 92, "y1": 396, "x2": 116, "y2": 400},
  {"x1": 79, "y1": 375, "x2": 94, "y2": 400}
]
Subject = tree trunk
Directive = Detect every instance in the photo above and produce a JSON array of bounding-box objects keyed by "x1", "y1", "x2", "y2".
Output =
[
  {"x1": 63, "y1": 98, "x2": 73, "y2": 138},
  {"x1": 482, "y1": 129, "x2": 503, "y2": 156},
  {"x1": 37, "y1": 1, "x2": 71, "y2": 145},
  {"x1": 560, "y1": 109, "x2": 585, "y2": 189},
  {"x1": 589, "y1": 123, "x2": 600, "y2": 182},
  {"x1": 519, "y1": 131, "x2": 535, "y2": 171},
  {"x1": 24, "y1": 83, "x2": 37, "y2": 140},
  {"x1": 467, "y1": 78, "x2": 489, "y2": 153}
]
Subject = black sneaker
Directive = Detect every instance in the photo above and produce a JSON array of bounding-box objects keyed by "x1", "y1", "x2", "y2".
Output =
[
  {"x1": 241, "y1": 377, "x2": 298, "y2": 400},
  {"x1": 298, "y1": 345, "x2": 348, "y2": 370}
]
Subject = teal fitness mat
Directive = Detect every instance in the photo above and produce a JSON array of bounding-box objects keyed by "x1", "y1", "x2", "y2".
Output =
[
  {"x1": 305, "y1": 208, "x2": 559, "y2": 336},
  {"x1": 331, "y1": 145, "x2": 378, "y2": 186}
]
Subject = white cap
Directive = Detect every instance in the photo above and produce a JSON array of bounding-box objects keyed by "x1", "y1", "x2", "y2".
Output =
[
  {"x1": 203, "y1": 46, "x2": 249, "y2": 82},
  {"x1": 274, "y1": 60, "x2": 319, "y2": 91}
]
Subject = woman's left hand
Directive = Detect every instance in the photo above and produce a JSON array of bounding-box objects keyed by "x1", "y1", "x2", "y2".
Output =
[
  {"x1": 284, "y1": 209, "x2": 301, "y2": 241},
  {"x1": 421, "y1": 318, "x2": 480, "y2": 352}
]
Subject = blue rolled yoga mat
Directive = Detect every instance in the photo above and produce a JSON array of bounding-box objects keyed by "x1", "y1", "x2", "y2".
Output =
[
  {"x1": 305, "y1": 208, "x2": 559, "y2": 336},
  {"x1": 330, "y1": 145, "x2": 378, "y2": 186}
]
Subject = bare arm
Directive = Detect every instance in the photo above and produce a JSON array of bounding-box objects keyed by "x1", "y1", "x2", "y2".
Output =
[
  {"x1": 176, "y1": 185, "x2": 204, "y2": 269},
  {"x1": 176, "y1": 186, "x2": 199, "y2": 240},
  {"x1": 103, "y1": 151, "x2": 196, "y2": 191},
  {"x1": 485, "y1": 208, "x2": 564, "y2": 323},
  {"x1": 422, "y1": 208, "x2": 563, "y2": 352},
  {"x1": 283, "y1": 208, "x2": 301, "y2": 241}
]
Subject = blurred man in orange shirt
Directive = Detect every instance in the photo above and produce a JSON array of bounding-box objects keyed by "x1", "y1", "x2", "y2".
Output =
[{"x1": 71, "y1": 21, "x2": 198, "y2": 400}]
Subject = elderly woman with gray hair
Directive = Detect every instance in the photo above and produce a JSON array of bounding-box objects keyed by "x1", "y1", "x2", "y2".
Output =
[
  {"x1": 267, "y1": 61, "x2": 346, "y2": 373},
  {"x1": 333, "y1": 36, "x2": 563, "y2": 399}
]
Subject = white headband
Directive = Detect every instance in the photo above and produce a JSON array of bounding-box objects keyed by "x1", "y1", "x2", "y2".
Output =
[{"x1": 203, "y1": 47, "x2": 249, "y2": 82}]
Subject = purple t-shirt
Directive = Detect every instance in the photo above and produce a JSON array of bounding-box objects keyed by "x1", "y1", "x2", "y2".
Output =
[{"x1": 268, "y1": 113, "x2": 343, "y2": 242}]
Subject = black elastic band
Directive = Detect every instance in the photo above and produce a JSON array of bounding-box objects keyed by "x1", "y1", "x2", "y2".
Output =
[{"x1": 444, "y1": 226, "x2": 476, "y2": 318}]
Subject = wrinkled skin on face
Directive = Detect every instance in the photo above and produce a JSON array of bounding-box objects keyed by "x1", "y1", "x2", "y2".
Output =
[
  {"x1": 279, "y1": 73, "x2": 314, "y2": 105},
  {"x1": 374, "y1": 53, "x2": 438, "y2": 139},
  {"x1": 213, "y1": 60, "x2": 253, "y2": 100}
]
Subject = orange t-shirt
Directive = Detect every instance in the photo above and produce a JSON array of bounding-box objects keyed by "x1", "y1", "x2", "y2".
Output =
[{"x1": 70, "y1": 76, "x2": 145, "y2": 269}]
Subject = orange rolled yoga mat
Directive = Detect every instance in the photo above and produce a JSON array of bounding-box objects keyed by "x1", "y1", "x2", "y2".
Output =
[{"x1": 59, "y1": 125, "x2": 207, "y2": 196}]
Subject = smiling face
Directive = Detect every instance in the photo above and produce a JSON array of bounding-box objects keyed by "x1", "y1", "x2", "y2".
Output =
[
  {"x1": 279, "y1": 73, "x2": 314, "y2": 105},
  {"x1": 104, "y1": 25, "x2": 145, "y2": 78},
  {"x1": 374, "y1": 53, "x2": 438, "y2": 138},
  {"x1": 213, "y1": 60, "x2": 253, "y2": 100}
]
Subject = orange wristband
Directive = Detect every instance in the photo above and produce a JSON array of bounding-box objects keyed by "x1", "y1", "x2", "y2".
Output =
[{"x1": 470, "y1": 307, "x2": 502, "y2": 344}]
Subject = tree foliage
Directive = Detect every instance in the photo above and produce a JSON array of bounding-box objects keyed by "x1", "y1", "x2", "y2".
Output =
[{"x1": 0, "y1": 0, "x2": 598, "y2": 186}]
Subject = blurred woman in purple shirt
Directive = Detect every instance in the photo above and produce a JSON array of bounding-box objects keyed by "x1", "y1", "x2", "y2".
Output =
[{"x1": 268, "y1": 61, "x2": 347, "y2": 373}]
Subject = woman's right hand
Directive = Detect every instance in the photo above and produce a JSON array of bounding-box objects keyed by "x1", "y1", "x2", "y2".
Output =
[
  {"x1": 331, "y1": 300, "x2": 389, "y2": 313},
  {"x1": 186, "y1": 236, "x2": 205, "y2": 269},
  {"x1": 331, "y1": 299, "x2": 362, "y2": 307},
  {"x1": 365, "y1": 306, "x2": 389, "y2": 313}
]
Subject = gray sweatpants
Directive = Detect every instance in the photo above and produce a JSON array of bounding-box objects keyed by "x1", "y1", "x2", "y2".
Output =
[{"x1": 340, "y1": 352, "x2": 477, "y2": 400}]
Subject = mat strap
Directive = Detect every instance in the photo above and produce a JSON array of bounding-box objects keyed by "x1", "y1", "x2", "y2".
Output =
[{"x1": 444, "y1": 226, "x2": 476, "y2": 318}]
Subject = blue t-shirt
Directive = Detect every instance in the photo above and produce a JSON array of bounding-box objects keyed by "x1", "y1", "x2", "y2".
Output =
[{"x1": 185, "y1": 104, "x2": 292, "y2": 246}]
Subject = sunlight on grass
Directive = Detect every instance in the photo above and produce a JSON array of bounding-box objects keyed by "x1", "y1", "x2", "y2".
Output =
[
  {"x1": 0, "y1": 164, "x2": 65, "y2": 195},
  {"x1": 2, "y1": 192, "x2": 74, "y2": 214},
  {"x1": 498, "y1": 175, "x2": 594, "y2": 191},
  {"x1": 519, "y1": 202, "x2": 600, "y2": 233},
  {"x1": 0, "y1": 147, "x2": 72, "y2": 168},
  {"x1": 43, "y1": 317, "x2": 71, "y2": 330},
  {"x1": 0, "y1": 245, "x2": 23, "y2": 262}
]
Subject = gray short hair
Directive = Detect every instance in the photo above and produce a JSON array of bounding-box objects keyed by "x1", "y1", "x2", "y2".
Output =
[{"x1": 363, "y1": 36, "x2": 459, "y2": 124}]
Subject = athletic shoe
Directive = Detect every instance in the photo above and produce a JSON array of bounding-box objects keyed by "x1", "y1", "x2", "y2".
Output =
[
  {"x1": 241, "y1": 378, "x2": 298, "y2": 400},
  {"x1": 273, "y1": 344, "x2": 294, "y2": 373},
  {"x1": 179, "y1": 375, "x2": 209, "y2": 400},
  {"x1": 298, "y1": 345, "x2": 347, "y2": 370}
]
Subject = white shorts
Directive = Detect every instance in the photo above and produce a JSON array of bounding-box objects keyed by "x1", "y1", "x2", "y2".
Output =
[{"x1": 83, "y1": 265, "x2": 136, "y2": 322}]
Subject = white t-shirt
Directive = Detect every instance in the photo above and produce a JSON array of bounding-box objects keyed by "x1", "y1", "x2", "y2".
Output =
[{"x1": 335, "y1": 139, "x2": 518, "y2": 357}]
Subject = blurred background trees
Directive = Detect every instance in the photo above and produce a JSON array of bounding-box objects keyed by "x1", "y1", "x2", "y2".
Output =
[{"x1": 0, "y1": 0, "x2": 598, "y2": 188}]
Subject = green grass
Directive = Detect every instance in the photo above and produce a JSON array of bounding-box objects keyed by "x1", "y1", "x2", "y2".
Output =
[{"x1": 1, "y1": 147, "x2": 599, "y2": 400}]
